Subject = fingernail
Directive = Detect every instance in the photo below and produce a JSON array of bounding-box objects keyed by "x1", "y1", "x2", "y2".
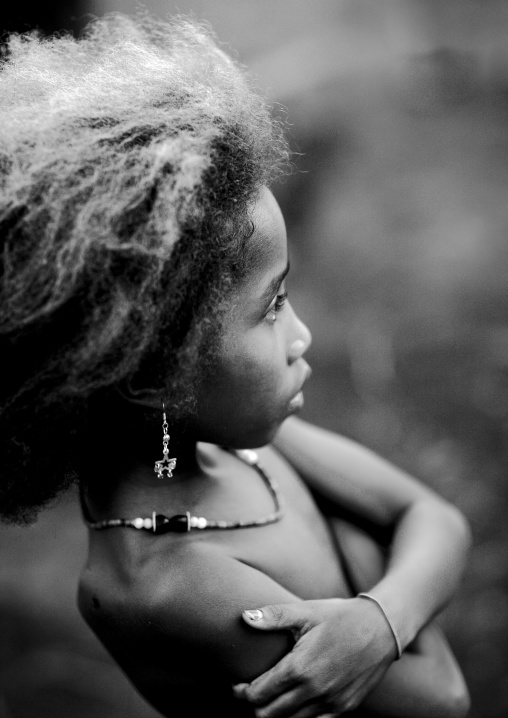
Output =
[
  {"x1": 244, "y1": 609, "x2": 263, "y2": 621},
  {"x1": 232, "y1": 683, "x2": 247, "y2": 697}
]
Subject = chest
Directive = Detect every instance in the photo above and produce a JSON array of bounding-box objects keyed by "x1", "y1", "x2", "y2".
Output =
[{"x1": 193, "y1": 447, "x2": 352, "y2": 600}]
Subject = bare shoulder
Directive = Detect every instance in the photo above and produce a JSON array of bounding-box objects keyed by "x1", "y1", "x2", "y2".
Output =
[
  {"x1": 80, "y1": 537, "x2": 297, "y2": 684},
  {"x1": 148, "y1": 540, "x2": 298, "y2": 679}
]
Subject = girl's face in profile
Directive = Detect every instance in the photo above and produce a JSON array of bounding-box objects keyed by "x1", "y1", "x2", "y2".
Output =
[{"x1": 193, "y1": 187, "x2": 312, "y2": 448}]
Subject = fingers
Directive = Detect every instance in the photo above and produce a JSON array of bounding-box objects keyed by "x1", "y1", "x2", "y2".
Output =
[
  {"x1": 283, "y1": 711, "x2": 335, "y2": 718},
  {"x1": 233, "y1": 653, "x2": 299, "y2": 705},
  {"x1": 256, "y1": 702, "x2": 334, "y2": 718},
  {"x1": 242, "y1": 602, "x2": 312, "y2": 633},
  {"x1": 250, "y1": 686, "x2": 309, "y2": 718},
  {"x1": 250, "y1": 690, "x2": 337, "y2": 718}
]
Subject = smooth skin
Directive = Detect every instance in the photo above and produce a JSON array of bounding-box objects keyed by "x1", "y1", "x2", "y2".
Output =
[
  {"x1": 79, "y1": 188, "x2": 471, "y2": 717},
  {"x1": 80, "y1": 441, "x2": 469, "y2": 718},
  {"x1": 233, "y1": 418, "x2": 472, "y2": 717}
]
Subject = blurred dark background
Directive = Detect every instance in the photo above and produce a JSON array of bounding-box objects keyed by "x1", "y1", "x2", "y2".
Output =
[
  {"x1": 0, "y1": 1, "x2": 89, "y2": 37},
  {"x1": 1, "y1": 1, "x2": 508, "y2": 717}
]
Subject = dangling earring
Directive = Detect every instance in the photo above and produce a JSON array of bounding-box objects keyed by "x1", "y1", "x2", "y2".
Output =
[{"x1": 154, "y1": 403, "x2": 177, "y2": 478}]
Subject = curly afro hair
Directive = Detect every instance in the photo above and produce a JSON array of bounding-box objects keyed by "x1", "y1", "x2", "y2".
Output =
[{"x1": 0, "y1": 13, "x2": 290, "y2": 522}]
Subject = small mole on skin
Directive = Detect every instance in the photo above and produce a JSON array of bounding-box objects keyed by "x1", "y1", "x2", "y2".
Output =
[{"x1": 91, "y1": 596, "x2": 101, "y2": 609}]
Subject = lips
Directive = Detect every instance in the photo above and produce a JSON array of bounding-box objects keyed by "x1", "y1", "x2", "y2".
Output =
[
  {"x1": 288, "y1": 362, "x2": 312, "y2": 411},
  {"x1": 297, "y1": 361, "x2": 312, "y2": 393},
  {"x1": 288, "y1": 390, "x2": 305, "y2": 412}
]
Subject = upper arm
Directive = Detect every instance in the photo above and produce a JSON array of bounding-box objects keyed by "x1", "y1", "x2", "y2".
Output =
[
  {"x1": 151, "y1": 543, "x2": 300, "y2": 684},
  {"x1": 274, "y1": 417, "x2": 447, "y2": 527}
]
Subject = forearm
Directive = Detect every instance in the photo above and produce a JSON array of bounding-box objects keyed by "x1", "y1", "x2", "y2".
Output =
[
  {"x1": 235, "y1": 511, "x2": 470, "y2": 718},
  {"x1": 364, "y1": 499, "x2": 471, "y2": 650},
  {"x1": 357, "y1": 626, "x2": 470, "y2": 718},
  {"x1": 274, "y1": 418, "x2": 472, "y2": 650},
  {"x1": 357, "y1": 657, "x2": 466, "y2": 718}
]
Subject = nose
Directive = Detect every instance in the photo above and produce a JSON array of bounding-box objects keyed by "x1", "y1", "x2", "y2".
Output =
[{"x1": 288, "y1": 310, "x2": 312, "y2": 364}]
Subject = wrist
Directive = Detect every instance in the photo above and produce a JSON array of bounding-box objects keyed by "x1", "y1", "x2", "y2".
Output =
[
  {"x1": 357, "y1": 593, "x2": 402, "y2": 659},
  {"x1": 359, "y1": 578, "x2": 423, "y2": 652}
]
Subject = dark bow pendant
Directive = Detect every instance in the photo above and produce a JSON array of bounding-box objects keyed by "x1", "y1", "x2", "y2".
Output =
[{"x1": 151, "y1": 511, "x2": 190, "y2": 534}]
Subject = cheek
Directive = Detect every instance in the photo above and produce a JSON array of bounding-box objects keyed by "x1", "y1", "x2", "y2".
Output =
[
  {"x1": 195, "y1": 335, "x2": 290, "y2": 446},
  {"x1": 214, "y1": 338, "x2": 287, "y2": 415},
  {"x1": 231, "y1": 336, "x2": 285, "y2": 393}
]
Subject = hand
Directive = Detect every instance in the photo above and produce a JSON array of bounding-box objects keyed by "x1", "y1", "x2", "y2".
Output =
[{"x1": 233, "y1": 597, "x2": 398, "y2": 718}]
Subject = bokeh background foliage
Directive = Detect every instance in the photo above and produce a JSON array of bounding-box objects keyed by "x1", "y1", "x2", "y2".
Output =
[{"x1": 1, "y1": 1, "x2": 508, "y2": 716}]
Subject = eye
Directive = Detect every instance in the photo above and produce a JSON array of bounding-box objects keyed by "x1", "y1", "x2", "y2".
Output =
[{"x1": 266, "y1": 291, "x2": 288, "y2": 324}]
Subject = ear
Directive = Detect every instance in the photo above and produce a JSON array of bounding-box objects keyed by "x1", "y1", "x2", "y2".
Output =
[{"x1": 116, "y1": 379, "x2": 161, "y2": 409}]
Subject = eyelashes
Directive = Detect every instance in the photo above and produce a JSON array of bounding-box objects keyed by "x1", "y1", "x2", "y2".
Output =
[
  {"x1": 266, "y1": 291, "x2": 288, "y2": 323},
  {"x1": 274, "y1": 291, "x2": 288, "y2": 311}
]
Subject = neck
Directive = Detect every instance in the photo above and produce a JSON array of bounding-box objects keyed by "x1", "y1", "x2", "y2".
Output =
[
  {"x1": 110, "y1": 399, "x2": 206, "y2": 477},
  {"x1": 119, "y1": 422, "x2": 210, "y2": 490},
  {"x1": 82, "y1": 402, "x2": 220, "y2": 515}
]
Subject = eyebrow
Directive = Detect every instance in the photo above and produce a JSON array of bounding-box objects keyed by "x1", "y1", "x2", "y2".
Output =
[{"x1": 260, "y1": 260, "x2": 290, "y2": 305}]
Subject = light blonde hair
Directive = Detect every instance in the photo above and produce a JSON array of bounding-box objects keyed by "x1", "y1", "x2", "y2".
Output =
[{"x1": 0, "y1": 13, "x2": 289, "y2": 521}]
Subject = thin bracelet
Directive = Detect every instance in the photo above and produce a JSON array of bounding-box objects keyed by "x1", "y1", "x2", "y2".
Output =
[{"x1": 357, "y1": 592, "x2": 403, "y2": 660}]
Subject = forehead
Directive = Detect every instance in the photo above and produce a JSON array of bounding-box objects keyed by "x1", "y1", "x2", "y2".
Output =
[
  {"x1": 247, "y1": 187, "x2": 288, "y2": 276},
  {"x1": 219, "y1": 187, "x2": 288, "y2": 328}
]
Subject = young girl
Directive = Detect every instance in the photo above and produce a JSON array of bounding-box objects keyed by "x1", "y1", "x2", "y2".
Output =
[{"x1": 0, "y1": 14, "x2": 471, "y2": 718}]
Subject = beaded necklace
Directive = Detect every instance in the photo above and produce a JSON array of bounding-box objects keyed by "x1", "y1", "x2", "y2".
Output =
[{"x1": 82, "y1": 448, "x2": 284, "y2": 535}]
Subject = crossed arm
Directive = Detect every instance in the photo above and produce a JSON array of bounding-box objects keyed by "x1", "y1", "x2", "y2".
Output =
[
  {"x1": 272, "y1": 417, "x2": 471, "y2": 647},
  {"x1": 138, "y1": 417, "x2": 470, "y2": 716},
  {"x1": 146, "y1": 540, "x2": 466, "y2": 717},
  {"x1": 232, "y1": 524, "x2": 470, "y2": 718},
  {"x1": 232, "y1": 417, "x2": 472, "y2": 716},
  {"x1": 154, "y1": 521, "x2": 469, "y2": 716}
]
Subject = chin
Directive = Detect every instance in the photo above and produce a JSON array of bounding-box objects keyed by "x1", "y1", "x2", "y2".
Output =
[{"x1": 224, "y1": 420, "x2": 283, "y2": 450}]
